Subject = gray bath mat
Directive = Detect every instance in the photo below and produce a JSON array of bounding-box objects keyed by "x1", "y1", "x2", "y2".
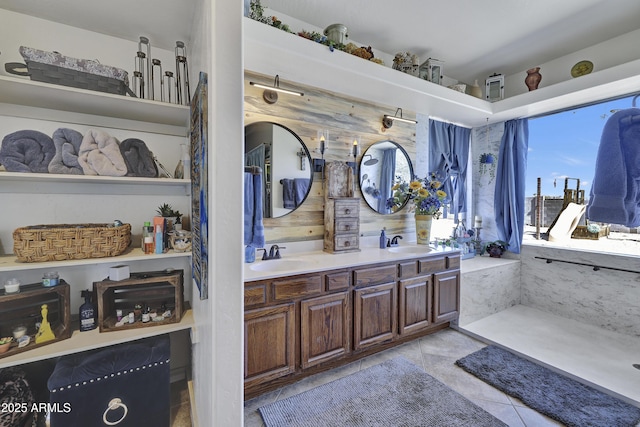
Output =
[
  {"x1": 456, "y1": 345, "x2": 640, "y2": 427},
  {"x1": 259, "y1": 356, "x2": 507, "y2": 426}
]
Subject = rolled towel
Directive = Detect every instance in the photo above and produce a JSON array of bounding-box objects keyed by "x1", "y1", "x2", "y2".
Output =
[
  {"x1": 78, "y1": 129, "x2": 127, "y2": 176},
  {"x1": 48, "y1": 128, "x2": 84, "y2": 175},
  {"x1": 0, "y1": 130, "x2": 55, "y2": 173},
  {"x1": 119, "y1": 138, "x2": 158, "y2": 177}
]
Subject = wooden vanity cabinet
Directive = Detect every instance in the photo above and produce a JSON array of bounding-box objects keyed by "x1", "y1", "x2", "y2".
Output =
[{"x1": 244, "y1": 252, "x2": 460, "y2": 398}]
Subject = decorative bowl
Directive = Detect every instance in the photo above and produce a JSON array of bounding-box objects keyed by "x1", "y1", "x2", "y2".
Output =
[{"x1": 0, "y1": 337, "x2": 13, "y2": 354}]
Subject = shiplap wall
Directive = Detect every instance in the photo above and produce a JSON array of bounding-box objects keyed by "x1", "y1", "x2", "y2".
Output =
[{"x1": 245, "y1": 71, "x2": 418, "y2": 243}]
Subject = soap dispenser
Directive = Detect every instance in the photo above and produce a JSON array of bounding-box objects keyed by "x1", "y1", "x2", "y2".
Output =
[
  {"x1": 79, "y1": 290, "x2": 97, "y2": 332},
  {"x1": 379, "y1": 228, "x2": 387, "y2": 249}
]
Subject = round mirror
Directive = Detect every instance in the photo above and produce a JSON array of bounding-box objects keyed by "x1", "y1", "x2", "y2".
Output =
[
  {"x1": 359, "y1": 140, "x2": 413, "y2": 214},
  {"x1": 245, "y1": 122, "x2": 313, "y2": 218}
]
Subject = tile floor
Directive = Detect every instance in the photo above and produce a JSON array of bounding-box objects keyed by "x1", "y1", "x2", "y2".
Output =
[
  {"x1": 170, "y1": 380, "x2": 193, "y2": 427},
  {"x1": 243, "y1": 328, "x2": 565, "y2": 427}
]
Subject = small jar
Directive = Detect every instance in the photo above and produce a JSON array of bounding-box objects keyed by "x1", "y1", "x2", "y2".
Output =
[
  {"x1": 42, "y1": 272, "x2": 59, "y2": 287},
  {"x1": 4, "y1": 278, "x2": 21, "y2": 294}
]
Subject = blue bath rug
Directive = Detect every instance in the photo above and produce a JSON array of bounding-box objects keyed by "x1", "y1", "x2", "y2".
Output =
[{"x1": 456, "y1": 345, "x2": 640, "y2": 427}]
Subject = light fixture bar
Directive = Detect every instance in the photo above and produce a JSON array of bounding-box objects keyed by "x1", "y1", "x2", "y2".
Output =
[
  {"x1": 249, "y1": 74, "x2": 304, "y2": 97},
  {"x1": 383, "y1": 115, "x2": 418, "y2": 125}
]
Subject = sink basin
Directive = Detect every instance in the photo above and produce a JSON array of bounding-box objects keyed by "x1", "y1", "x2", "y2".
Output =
[
  {"x1": 387, "y1": 245, "x2": 432, "y2": 255},
  {"x1": 249, "y1": 259, "x2": 313, "y2": 272}
]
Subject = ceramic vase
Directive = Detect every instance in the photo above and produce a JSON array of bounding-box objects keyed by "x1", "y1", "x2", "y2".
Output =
[
  {"x1": 525, "y1": 67, "x2": 542, "y2": 91},
  {"x1": 415, "y1": 214, "x2": 433, "y2": 245},
  {"x1": 469, "y1": 80, "x2": 483, "y2": 98}
]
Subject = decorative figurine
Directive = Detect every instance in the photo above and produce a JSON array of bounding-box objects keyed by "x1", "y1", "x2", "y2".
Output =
[{"x1": 35, "y1": 304, "x2": 55, "y2": 343}]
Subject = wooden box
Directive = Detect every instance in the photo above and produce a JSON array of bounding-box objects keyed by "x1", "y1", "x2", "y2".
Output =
[
  {"x1": 0, "y1": 282, "x2": 71, "y2": 358},
  {"x1": 94, "y1": 269, "x2": 184, "y2": 333},
  {"x1": 571, "y1": 224, "x2": 610, "y2": 240}
]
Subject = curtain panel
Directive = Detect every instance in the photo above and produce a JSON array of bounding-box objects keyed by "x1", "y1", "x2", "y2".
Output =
[
  {"x1": 494, "y1": 118, "x2": 529, "y2": 253},
  {"x1": 428, "y1": 119, "x2": 471, "y2": 220}
]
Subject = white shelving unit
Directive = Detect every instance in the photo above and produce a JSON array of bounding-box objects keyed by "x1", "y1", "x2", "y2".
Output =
[{"x1": 0, "y1": 47, "x2": 194, "y2": 368}]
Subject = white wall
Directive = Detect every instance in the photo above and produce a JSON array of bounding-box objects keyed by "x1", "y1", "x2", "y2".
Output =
[{"x1": 192, "y1": 0, "x2": 245, "y2": 425}]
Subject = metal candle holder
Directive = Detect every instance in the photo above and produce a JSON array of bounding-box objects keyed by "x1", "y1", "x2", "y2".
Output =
[
  {"x1": 175, "y1": 41, "x2": 191, "y2": 105},
  {"x1": 151, "y1": 59, "x2": 163, "y2": 102},
  {"x1": 138, "y1": 37, "x2": 151, "y2": 98},
  {"x1": 164, "y1": 71, "x2": 175, "y2": 103}
]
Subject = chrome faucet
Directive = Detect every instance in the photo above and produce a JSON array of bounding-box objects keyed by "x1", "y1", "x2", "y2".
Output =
[
  {"x1": 259, "y1": 244, "x2": 286, "y2": 260},
  {"x1": 388, "y1": 235, "x2": 403, "y2": 247}
]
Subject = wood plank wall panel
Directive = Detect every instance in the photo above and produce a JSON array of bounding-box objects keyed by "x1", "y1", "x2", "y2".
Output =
[{"x1": 245, "y1": 71, "x2": 416, "y2": 243}]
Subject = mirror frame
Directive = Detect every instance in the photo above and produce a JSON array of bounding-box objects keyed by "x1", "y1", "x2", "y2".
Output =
[
  {"x1": 245, "y1": 121, "x2": 314, "y2": 218},
  {"x1": 358, "y1": 140, "x2": 414, "y2": 214}
]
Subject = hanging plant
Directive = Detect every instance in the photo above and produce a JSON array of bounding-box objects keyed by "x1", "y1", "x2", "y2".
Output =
[{"x1": 479, "y1": 152, "x2": 497, "y2": 182}]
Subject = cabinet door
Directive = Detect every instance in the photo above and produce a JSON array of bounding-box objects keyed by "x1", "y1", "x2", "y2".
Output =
[
  {"x1": 244, "y1": 303, "x2": 296, "y2": 387},
  {"x1": 353, "y1": 282, "x2": 397, "y2": 350},
  {"x1": 300, "y1": 291, "x2": 351, "y2": 369},
  {"x1": 433, "y1": 270, "x2": 460, "y2": 323},
  {"x1": 398, "y1": 274, "x2": 432, "y2": 336}
]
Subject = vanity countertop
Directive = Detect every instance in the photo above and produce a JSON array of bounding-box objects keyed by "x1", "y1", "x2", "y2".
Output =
[{"x1": 244, "y1": 245, "x2": 461, "y2": 282}]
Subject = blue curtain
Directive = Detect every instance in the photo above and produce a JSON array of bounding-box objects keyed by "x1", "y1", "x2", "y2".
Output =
[
  {"x1": 428, "y1": 119, "x2": 471, "y2": 219},
  {"x1": 377, "y1": 148, "x2": 396, "y2": 213},
  {"x1": 494, "y1": 119, "x2": 529, "y2": 254}
]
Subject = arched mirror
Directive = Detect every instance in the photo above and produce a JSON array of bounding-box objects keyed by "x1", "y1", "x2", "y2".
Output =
[
  {"x1": 359, "y1": 140, "x2": 413, "y2": 214},
  {"x1": 245, "y1": 122, "x2": 313, "y2": 218}
]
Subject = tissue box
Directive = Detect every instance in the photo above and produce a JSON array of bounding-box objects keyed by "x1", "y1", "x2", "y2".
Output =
[{"x1": 109, "y1": 265, "x2": 130, "y2": 281}]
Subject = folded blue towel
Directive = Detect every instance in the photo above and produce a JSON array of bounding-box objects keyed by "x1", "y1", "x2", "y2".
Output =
[
  {"x1": 587, "y1": 108, "x2": 640, "y2": 227},
  {"x1": 244, "y1": 172, "x2": 265, "y2": 247},
  {"x1": 293, "y1": 178, "x2": 310, "y2": 208},
  {"x1": 49, "y1": 128, "x2": 84, "y2": 175},
  {"x1": 282, "y1": 179, "x2": 295, "y2": 209},
  {"x1": 0, "y1": 130, "x2": 55, "y2": 173}
]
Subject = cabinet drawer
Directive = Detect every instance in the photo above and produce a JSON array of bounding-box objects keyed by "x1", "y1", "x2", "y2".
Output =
[
  {"x1": 447, "y1": 255, "x2": 461, "y2": 269},
  {"x1": 272, "y1": 275, "x2": 322, "y2": 301},
  {"x1": 354, "y1": 264, "x2": 396, "y2": 287},
  {"x1": 334, "y1": 200, "x2": 359, "y2": 217},
  {"x1": 335, "y1": 219, "x2": 358, "y2": 234},
  {"x1": 419, "y1": 257, "x2": 446, "y2": 274},
  {"x1": 333, "y1": 234, "x2": 359, "y2": 251},
  {"x1": 245, "y1": 283, "x2": 267, "y2": 306},
  {"x1": 398, "y1": 260, "x2": 418, "y2": 278},
  {"x1": 326, "y1": 271, "x2": 351, "y2": 291}
]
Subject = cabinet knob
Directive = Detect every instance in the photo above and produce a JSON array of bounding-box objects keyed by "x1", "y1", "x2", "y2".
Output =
[
  {"x1": 344, "y1": 209, "x2": 351, "y2": 214},
  {"x1": 344, "y1": 241, "x2": 350, "y2": 246},
  {"x1": 344, "y1": 225, "x2": 350, "y2": 230}
]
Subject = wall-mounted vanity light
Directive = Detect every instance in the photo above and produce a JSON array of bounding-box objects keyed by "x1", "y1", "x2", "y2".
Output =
[
  {"x1": 313, "y1": 130, "x2": 329, "y2": 173},
  {"x1": 382, "y1": 108, "x2": 418, "y2": 129},
  {"x1": 346, "y1": 136, "x2": 359, "y2": 174},
  {"x1": 249, "y1": 74, "x2": 304, "y2": 104}
]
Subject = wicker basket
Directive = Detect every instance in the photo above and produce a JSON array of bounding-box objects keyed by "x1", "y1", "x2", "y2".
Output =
[
  {"x1": 13, "y1": 223, "x2": 131, "y2": 263},
  {"x1": 9, "y1": 46, "x2": 134, "y2": 97}
]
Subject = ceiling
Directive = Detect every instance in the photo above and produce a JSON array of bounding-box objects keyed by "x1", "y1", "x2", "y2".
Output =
[
  {"x1": 262, "y1": 0, "x2": 640, "y2": 84},
  {"x1": 2, "y1": 0, "x2": 639, "y2": 85}
]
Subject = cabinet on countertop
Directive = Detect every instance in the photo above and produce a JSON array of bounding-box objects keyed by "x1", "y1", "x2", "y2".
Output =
[{"x1": 243, "y1": 252, "x2": 460, "y2": 398}]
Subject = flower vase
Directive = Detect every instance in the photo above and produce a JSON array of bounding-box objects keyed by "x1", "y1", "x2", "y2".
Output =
[
  {"x1": 415, "y1": 214, "x2": 433, "y2": 245},
  {"x1": 525, "y1": 67, "x2": 541, "y2": 91}
]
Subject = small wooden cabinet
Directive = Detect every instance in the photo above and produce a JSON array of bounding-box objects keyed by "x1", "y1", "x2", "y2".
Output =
[
  {"x1": 244, "y1": 252, "x2": 460, "y2": 398},
  {"x1": 323, "y1": 161, "x2": 360, "y2": 253}
]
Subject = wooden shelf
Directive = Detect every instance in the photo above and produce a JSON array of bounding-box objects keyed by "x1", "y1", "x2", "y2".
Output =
[
  {"x1": 0, "y1": 248, "x2": 191, "y2": 273},
  {"x1": 0, "y1": 171, "x2": 189, "y2": 187},
  {"x1": 0, "y1": 308, "x2": 194, "y2": 369},
  {"x1": 0, "y1": 75, "x2": 189, "y2": 130}
]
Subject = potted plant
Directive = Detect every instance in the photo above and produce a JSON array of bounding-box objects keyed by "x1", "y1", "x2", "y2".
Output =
[
  {"x1": 481, "y1": 240, "x2": 509, "y2": 258},
  {"x1": 156, "y1": 203, "x2": 182, "y2": 230}
]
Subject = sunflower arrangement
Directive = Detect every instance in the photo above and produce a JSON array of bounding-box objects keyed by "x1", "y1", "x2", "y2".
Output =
[{"x1": 386, "y1": 172, "x2": 447, "y2": 217}]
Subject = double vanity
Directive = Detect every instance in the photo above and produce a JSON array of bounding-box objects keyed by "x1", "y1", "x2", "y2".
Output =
[{"x1": 243, "y1": 244, "x2": 461, "y2": 398}]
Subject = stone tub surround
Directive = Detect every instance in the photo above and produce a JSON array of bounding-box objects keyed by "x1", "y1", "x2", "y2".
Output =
[
  {"x1": 458, "y1": 257, "x2": 521, "y2": 327},
  {"x1": 520, "y1": 244, "x2": 640, "y2": 338}
]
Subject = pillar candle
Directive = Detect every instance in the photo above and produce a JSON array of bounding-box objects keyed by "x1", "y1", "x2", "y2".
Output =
[{"x1": 474, "y1": 215, "x2": 482, "y2": 228}]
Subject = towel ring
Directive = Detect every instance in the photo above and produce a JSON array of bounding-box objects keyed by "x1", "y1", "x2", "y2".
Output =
[
  {"x1": 103, "y1": 398, "x2": 128, "y2": 425},
  {"x1": 633, "y1": 94, "x2": 640, "y2": 107}
]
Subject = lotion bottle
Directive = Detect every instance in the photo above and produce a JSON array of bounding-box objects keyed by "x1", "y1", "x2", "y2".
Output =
[
  {"x1": 379, "y1": 228, "x2": 387, "y2": 249},
  {"x1": 79, "y1": 290, "x2": 97, "y2": 332}
]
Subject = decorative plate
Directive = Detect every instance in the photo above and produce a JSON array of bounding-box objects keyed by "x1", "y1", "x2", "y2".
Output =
[{"x1": 571, "y1": 60, "x2": 593, "y2": 77}]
